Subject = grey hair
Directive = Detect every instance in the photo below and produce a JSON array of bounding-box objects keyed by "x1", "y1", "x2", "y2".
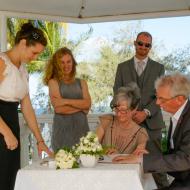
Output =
[
  {"x1": 111, "y1": 82, "x2": 141, "y2": 109},
  {"x1": 155, "y1": 72, "x2": 190, "y2": 98}
]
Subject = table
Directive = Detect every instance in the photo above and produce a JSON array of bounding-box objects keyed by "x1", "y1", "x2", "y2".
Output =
[{"x1": 14, "y1": 161, "x2": 156, "y2": 190}]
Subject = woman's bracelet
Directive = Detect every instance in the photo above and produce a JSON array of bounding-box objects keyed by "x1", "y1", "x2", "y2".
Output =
[{"x1": 36, "y1": 140, "x2": 44, "y2": 145}]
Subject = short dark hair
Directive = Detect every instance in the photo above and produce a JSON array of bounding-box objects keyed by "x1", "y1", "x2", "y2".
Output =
[
  {"x1": 15, "y1": 23, "x2": 47, "y2": 46},
  {"x1": 136, "y1": 32, "x2": 152, "y2": 41}
]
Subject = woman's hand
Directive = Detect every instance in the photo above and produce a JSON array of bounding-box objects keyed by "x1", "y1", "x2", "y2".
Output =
[
  {"x1": 4, "y1": 131, "x2": 18, "y2": 150},
  {"x1": 105, "y1": 147, "x2": 118, "y2": 155},
  {"x1": 37, "y1": 141, "x2": 54, "y2": 158},
  {"x1": 112, "y1": 154, "x2": 141, "y2": 164},
  {"x1": 52, "y1": 97, "x2": 67, "y2": 108},
  {"x1": 132, "y1": 148, "x2": 149, "y2": 156}
]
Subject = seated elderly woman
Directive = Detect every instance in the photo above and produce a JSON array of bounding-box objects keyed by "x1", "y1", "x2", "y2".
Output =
[{"x1": 96, "y1": 83, "x2": 148, "y2": 155}]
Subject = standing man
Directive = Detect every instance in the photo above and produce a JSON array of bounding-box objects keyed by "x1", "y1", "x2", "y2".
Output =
[
  {"x1": 113, "y1": 32, "x2": 168, "y2": 187},
  {"x1": 113, "y1": 73, "x2": 190, "y2": 190}
]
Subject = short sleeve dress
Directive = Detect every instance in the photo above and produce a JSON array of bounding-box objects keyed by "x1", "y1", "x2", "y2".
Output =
[
  {"x1": 0, "y1": 52, "x2": 28, "y2": 190},
  {"x1": 51, "y1": 78, "x2": 89, "y2": 151}
]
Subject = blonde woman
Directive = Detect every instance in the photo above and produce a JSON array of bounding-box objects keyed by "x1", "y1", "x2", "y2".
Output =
[{"x1": 44, "y1": 47, "x2": 91, "y2": 152}]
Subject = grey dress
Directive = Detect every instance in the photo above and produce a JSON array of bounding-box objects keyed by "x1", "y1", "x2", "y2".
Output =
[{"x1": 51, "y1": 78, "x2": 89, "y2": 151}]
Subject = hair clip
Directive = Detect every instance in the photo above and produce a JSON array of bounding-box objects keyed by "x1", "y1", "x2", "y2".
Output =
[{"x1": 31, "y1": 32, "x2": 40, "y2": 40}]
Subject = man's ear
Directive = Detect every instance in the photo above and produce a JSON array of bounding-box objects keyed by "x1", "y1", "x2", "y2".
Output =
[{"x1": 176, "y1": 95, "x2": 186, "y2": 105}]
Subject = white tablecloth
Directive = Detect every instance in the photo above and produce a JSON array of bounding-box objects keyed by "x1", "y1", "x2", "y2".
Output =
[{"x1": 14, "y1": 161, "x2": 156, "y2": 190}]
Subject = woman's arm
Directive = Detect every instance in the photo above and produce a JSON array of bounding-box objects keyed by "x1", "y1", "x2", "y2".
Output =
[
  {"x1": 132, "y1": 128, "x2": 149, "y2": 155},
  {"x1": 21, "y1": 94, "x2": 53, "y2": 156},
  {"x1": 49, "y1": 79, "x2": 91, "y2": 114},
  {"x1": 0, "y1": 117, "x2": 18, "y2": 150},
  {"x1": 0, "y1": 59, "x2": 18, "y2": 150},
  {"x1": 96, "y1": 124, "x2": 105, "y2": 143},
  {"x1": 48, "y1": 79, "x2": 81, "y2": 114},
  {"x1": 0, "y1": 58, "x2": 6, "y2": 82},
  {"x1": 63, "y1": 80, "x2": 91, "y2": 110},
  {"x1": 96, "y1": 115, "x2": 113, "y2": 143}
]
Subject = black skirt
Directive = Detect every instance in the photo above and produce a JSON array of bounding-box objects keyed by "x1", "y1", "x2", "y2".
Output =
[{"x1": 0, "y1": 99, "x2": 20, "y2": 190}]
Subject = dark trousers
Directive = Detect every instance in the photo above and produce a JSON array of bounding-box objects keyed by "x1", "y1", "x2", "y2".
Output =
[
  {"x1": 145, "y1": 127, "x2": 170, "y2": 188},
  {"x1": 0, "y1": 100, "x2": 20, "y2": 190},
  {"x1": 156, "y1": 178, "x2": 190, "y2": 190}
]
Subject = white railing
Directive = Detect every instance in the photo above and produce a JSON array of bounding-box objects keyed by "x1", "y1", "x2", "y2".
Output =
[
  {"x1": 19, "y1": 113, "x2": 101, "y2": 167},
  {"x1": 19, "y1": 112, "x2": 170, "y2": 168}
]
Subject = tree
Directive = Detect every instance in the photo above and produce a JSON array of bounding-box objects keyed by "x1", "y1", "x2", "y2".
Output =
[
  {"x1": 87, "y1": 23, "x2": 143, "y2": 111},
  {"x1": 7, "y1": 18, "x2": 93, "y2": 73},
  {"x1": 160, "y1": 46, "x2": 190, "y2": 74}
]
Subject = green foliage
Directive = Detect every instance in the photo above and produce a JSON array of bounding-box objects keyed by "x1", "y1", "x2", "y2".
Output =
[
  {"x1": 86, "y1": 23, "x2": 143, "y2": 109},
  {"x1": 7, "y1": 18, "x2": 93, "y2": 74},
  {"x1": 160, "y1": 46, "x2": 190, "y2": 74}
]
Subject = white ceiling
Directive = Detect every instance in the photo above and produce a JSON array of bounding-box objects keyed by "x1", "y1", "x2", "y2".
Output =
[{"x1": 0, "y1": 0, "x2": 190, "y2": 23}]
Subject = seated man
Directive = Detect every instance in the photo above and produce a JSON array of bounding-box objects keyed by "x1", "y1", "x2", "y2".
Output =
[
  {"x1": 113, "y1": 73, "x2": 190, "y2": 190},
  {"x1": 96, "y1": 82, "x2": 148, "y2": 155}
]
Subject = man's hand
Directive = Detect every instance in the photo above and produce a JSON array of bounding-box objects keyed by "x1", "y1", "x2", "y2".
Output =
[{"x1": 133, "y1": 110, "x2": 147, "y2": 124}]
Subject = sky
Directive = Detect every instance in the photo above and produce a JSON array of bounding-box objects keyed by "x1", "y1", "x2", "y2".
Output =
[
  {"x1": 29, "y1": 15, "x2": 190, "y2": 98},
  {"x1": 66, "y1": 16, "x2": 190, "y2": 61}
]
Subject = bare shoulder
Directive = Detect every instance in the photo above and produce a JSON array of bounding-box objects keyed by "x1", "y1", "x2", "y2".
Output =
[
  {"x1": 80, "y1": 79, "x2": 88, "y2": 86},
  {"x1": 0, "y1": 58, "x2": 6, "y2": 71},
  {"x1": 48, "y1": 78, "x2": 58, "y2": 86},
  {"x1": 138, "y1": 125, "x2": 149, "y2": 137},
  {"x1": 99, "y1": 114, "x2": 113, "y2": 123},
  {"x1": 98, "y1": 114, "x2": 113, "y2": 130}
]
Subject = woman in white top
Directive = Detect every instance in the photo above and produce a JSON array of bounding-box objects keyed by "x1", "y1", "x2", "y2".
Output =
[{"x1": 0, "y1": 23, "x2": 52, "y2": 190}]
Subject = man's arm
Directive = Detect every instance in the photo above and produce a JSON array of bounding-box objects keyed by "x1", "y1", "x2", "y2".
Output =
[
  {"x1": 143, "y1": 64, "x2": 165, "y2": 116},
  {"x1": 144, "y1": 130, "x2": 190, "y2": 173},
  {"x1": 113, "y1": 64, "x2": 123, "y2": 95}
]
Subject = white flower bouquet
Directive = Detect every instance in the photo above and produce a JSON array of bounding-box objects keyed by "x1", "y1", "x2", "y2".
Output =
[
  {"x1": 74, "y1": 131, "x2": 103, "y2": 157},
  {"x1": 55, "y1": 148, "x2": 79, "y2": 169}
]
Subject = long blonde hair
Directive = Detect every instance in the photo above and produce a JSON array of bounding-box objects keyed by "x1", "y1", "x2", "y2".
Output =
[{"x1": 43, "y1": 47, "x2": 77, "y2": 85}]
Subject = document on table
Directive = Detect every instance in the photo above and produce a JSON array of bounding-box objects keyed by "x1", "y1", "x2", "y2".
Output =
[{"x1": 98, "y1": 154, "x2": 128, "y2": 163}]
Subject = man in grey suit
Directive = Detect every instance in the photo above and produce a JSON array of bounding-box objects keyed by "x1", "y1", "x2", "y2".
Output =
[
  {"x1": 113, "y1": 73, "x2": 190, "y2": 190},
  {"x1": 113, "y1": 32, "x2": 168, "y2": 187}
]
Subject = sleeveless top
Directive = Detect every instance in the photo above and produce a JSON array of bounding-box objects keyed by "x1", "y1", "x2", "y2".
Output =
[
  {"x1": 0, "y1": 52, "x2": 28, "y2": 102},
  {"x1": 51, "y1": 78, "x2": 89, "y2": 151},
  {"x1": 99, "y1": 114, "x2": 148, "y2": 154}
]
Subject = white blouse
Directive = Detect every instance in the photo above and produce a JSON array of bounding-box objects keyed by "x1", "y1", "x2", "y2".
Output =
[{"x1": 0, "y1": 52, "x2": 29, "y2": 102}]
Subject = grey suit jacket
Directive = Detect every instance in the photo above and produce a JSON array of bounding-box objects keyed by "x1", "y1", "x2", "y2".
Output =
[
  {"x1": 113, "y1": 57, "x2": 165, "y2": 130},
  {"x1": 144, "y1": 100, "x2": 190, "y2": 184}
]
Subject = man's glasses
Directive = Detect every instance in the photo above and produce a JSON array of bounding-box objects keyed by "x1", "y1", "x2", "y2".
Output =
[
  {"x1": 136, "y1": 41, "x2": 152, "y2": 48},
  {"x1": 155, "y1": 95, "x2": 179, "y2": 104}
]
